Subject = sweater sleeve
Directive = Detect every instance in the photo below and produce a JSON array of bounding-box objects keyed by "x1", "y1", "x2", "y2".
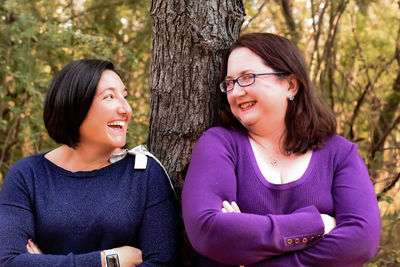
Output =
[
  {"x1": 138, "y1": 159, "x2": 180, "y2": 267},
  {"x1": 248, "y1": 143, "x2": 381, "y2": 267},
  {"x1": 0, "y1": 161, "x2": 101, "y2": 267},
  {"x1": 182, "y1": 128, "x2": 325, "y2": 265}
]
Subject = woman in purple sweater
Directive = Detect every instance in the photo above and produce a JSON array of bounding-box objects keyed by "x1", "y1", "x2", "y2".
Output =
[{"x1": 182, "y1": 33, "x2": 380, "y2": 266}]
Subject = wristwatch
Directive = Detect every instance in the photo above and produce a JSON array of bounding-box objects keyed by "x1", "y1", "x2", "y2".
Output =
[{"x1": 103, "y1": 249, "x2": 120, "y2": 267}]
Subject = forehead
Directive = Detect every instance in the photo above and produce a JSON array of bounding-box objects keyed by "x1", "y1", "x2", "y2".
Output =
[
  {"x1": 97, "y1": 70, "x2": 124, "y2": 90},
  {"x1": 227, "y1": 47, "x2": 272, "y2": 76}
]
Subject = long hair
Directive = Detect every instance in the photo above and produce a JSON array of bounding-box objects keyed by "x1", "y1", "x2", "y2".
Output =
[{"x1": 219, "y1": 33, "x2": 336, "y2": 153}]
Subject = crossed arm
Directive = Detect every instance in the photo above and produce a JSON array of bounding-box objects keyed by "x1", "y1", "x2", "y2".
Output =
[{"x1": 182, "y1": 130, "x2": 380, "y2": 266}]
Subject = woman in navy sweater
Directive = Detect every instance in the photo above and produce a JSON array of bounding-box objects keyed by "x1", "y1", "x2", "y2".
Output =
[{"x1": 0, "y1": 59, "x2": 179, "y2": 266}]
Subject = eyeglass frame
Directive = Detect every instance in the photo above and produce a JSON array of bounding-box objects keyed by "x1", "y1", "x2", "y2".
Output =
[{"x1": 219, "y1": 72, "x2": 288, "y2": 93}]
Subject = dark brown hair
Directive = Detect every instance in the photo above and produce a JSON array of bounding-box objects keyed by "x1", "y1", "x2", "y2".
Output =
[{"x1": 219, "y1": 32, "x2": 336, "y2": 153}]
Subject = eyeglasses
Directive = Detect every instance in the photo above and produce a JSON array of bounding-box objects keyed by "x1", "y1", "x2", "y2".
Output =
[{"x1": 219, "y1": 72, "x2": 287, "y2": 93}]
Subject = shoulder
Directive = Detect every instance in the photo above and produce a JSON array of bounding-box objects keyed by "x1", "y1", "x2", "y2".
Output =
[
  {"x1": 189, "y1": 127, "x2": 246, "y2": 169},
  {"x1": 139, "y1": 156, "x2": 176, "y2": 203},
  {"x1": 197, "y1": 126, "x2": 246, "y2": 148},
  {"x1": 124, "y1": 151, "x2": 174, "y2": 194},
  {"x1": 319, "y1": 134, "x2": 361, "y2": 165},
  {"x1": 201, "y1": 126, "x2": 244, "y2": 138},
  {"x1": 1, "y1": 154, "x2": 44, "y2": 196},
  {"x1": 6, "y1": 154, "x2": 45, "y2": 178},
  {"x1": 322, "y1": 135, "x2": 356, "y2": 153},
  {"x1": 323, "y1": 134, "x2": 354, "y2": 149}
]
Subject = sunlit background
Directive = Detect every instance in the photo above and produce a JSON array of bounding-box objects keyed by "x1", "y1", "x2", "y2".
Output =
[{"x1": 1, "y1": 0, "x2": 399, "y2": 265}]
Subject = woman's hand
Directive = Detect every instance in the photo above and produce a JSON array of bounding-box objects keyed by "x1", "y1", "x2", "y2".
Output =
[
  {"x1": 27, "y1": 239, "x2": 142, "y2": 267},
  {"x1": 222, "y1": 201, "x2": 241, "y2": 213},
  {"x1": 222, "y1": 201, "x2": 244, "y2": 267},
  {"x1": 320, "y1": 214, "x2": 336, "y2": 234},
  {"x1": 101, "y1": 246, "x2": 143, "y2": 267},
  {"x1": 26, "y1": 239, "x2": 42, "y2": 254}
]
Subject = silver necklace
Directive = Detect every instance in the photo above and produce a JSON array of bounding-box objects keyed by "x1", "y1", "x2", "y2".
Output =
[
  {"x1": 251, "y1": 138, "x2": 291, "y2": 168},
  {"x1": 270, "y1": 158, "x2": 278, "y2": 167}
]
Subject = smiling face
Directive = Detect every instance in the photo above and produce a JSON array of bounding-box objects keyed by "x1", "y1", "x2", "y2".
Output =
[
  {"x1": 78, "y1": 70, "x2": 132, "y2": 151},
  {"x1": 226, "y1": 47, "x2": 295, "y2": 135}
]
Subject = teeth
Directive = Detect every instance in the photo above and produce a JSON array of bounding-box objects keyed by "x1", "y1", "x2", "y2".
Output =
[
  {"x1": 107, "y1": 121, "x2": 125, "y2": 126},
  {"x1": 240, "y1": 101, "x2": 256, "y2": 109}
]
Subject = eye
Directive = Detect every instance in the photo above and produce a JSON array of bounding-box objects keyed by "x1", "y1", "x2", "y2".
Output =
[
  {"x1": 225, "y1": 80, "x2": 234, "y2": 87},
  {"x1": 103, "y1": 94, "x2": 114, "y2": 100},
  {"x1": 240, "y1": 73, "x2": 254, "y2": 83}
]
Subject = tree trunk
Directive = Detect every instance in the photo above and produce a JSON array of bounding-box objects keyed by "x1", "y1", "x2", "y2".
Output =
[
  {"x1": 149, "y1": 1, "x2": 244, "y2": 265},
  {"x1": 149, "y1": 0, "x2": 245, "y2": 195}
]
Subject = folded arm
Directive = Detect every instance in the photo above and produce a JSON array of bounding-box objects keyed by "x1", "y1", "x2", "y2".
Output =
[
  {"x1": 182, "y1": 130, "x2": 325, "y2": 265},
  {"x1": 248, "y1": 144, "x2": 381, "y2": 266},
  {"x1": 0, "y1": 166, "x2": 103, "y2": 267}
]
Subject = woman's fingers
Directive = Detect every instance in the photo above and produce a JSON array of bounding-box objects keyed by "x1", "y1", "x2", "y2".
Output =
[
  {"x1": 26, "y1": 239, "x2": 43, "y2": 254},
  {"x1": 222, "y1": 201, "x2": 241, "y2": 213},
  {"x1": 26, "y1": 243, "x2": 34, "y2": 254},
  {"x1": 222, "y1": 201, "x2": 234, "y2": 212},
  {"x1": 231, "y1": 201, "x2": 241, "y2": 213},
  {"x1": 320, "y1": 214, "x2": 336, "y2": 234}
]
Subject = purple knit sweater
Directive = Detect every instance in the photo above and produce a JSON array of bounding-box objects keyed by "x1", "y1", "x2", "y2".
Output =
[{"x1": 182, "y1": 127, "x2": 380, "y2": 267}]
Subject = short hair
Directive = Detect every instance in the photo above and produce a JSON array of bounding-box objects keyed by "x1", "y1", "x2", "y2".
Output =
[
  {"x1": 219, "y1": 33, "x2": 336, "y2": 153},
  {"x1": 43, "y1": 58, "x2": 118, "y2": 148}
]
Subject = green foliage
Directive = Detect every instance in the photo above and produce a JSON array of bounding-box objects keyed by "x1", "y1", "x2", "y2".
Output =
[
  {"x1": 243, "y1": 0, "x2": 400, "y2": 264},
  {"x1": 0, "y1": 0, "x2": 152, "y2": 179},
  {"x1": 1, "y1": 0, "x2": 400, "y2": 264}
]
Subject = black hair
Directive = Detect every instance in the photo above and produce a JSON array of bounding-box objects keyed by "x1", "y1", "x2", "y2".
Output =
[{"x1": 43, "y1": 58, "x2": 117, "y2": 148}]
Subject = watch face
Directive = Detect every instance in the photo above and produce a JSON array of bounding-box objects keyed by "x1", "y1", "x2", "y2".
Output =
[{"x1": 106, "y1": 254, "x2": 120, "y2": 267}]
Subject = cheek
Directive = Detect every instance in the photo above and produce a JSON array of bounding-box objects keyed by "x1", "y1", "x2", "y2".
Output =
[{"x1": 226, "y1": 95, "x2": 235, "y2": 108}]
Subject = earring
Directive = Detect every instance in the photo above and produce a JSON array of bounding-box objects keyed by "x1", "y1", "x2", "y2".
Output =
[{"x1": 287, "y1": 92, "x2": 294, "y2": 101}]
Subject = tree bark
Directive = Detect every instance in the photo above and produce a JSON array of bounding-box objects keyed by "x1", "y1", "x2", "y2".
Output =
[
  {"x1": 149, "y1": 2, "x2": 244, "y2": 265},
  {"x1": 149, "y1": 0, "x2": 245, "y2": 196}
]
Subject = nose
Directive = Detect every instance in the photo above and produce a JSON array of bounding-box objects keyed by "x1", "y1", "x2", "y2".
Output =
[
  {"x1": 230, "y1": 82, "x2": 246, "y2": 97},
  {"x1": 117, "y1": 97, "x2": 132, "y2": 118}
]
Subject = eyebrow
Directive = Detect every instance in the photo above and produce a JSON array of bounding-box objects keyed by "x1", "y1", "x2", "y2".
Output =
[
  {"x1": 225, "y1": 69, "x2": 256, "y2": 79},
  {"x1": 98, "y1": 87, "x2": 128, "y2": 95}
]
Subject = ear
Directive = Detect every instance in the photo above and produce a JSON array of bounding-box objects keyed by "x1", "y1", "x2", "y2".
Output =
[{"x1": 287, "y1": 74, "x2": 299, "y2": 96}]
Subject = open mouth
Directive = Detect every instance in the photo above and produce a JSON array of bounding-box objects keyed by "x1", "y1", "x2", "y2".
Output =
[
  {"x1": 240, "y1": 101, "x2": 256, "y2": 109},
  {"x1": 107, "y1": 121, "x2": 125, "y2": 130}
]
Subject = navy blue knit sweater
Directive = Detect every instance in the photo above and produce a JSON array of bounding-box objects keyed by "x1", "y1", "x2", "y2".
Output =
[{"x1": 0, "y1": 153, "x2": 179, "y2": 266}]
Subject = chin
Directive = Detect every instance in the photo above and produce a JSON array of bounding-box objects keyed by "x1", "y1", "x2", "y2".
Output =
[
  {"x1": 113, "y1": 141, "x2": 126, "y2": 148},
  {"x1": 237, "y1": 118, "x2": 257, "y2": 128}
]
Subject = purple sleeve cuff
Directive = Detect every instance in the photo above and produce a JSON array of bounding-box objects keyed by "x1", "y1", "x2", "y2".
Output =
[{"x1": 271, "y1": 206, "x2": 324, "y2": 251}]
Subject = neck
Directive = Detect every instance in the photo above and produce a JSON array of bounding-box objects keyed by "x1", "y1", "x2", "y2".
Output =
[
  {"x1": 46, "y1": 144, "x2": 116, "y2": 172},
  {"x1": 247, "y1": 126, "x2": 286, "y2": 156}
]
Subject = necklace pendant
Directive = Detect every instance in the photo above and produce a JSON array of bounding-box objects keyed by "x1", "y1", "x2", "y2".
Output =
[{"x1": 270, "y1": 159, "x2": 278, "y2": 167}]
